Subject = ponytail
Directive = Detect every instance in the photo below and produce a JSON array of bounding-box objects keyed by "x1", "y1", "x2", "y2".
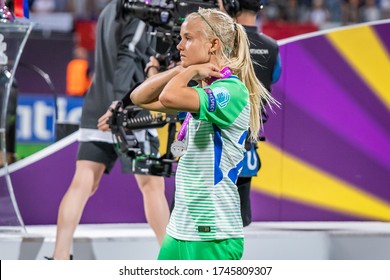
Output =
[
  {"x1": 189, "y1": 8, "x2": 279, "y2": 142},
  {"x1": 229, "y1": 23, "x2": 278, "y2": 142}
]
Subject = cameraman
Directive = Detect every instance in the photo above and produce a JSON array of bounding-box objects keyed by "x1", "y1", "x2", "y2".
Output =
[
  {"x1": 219, "y1": 0, "x2": 282, "y2": 227},
  {"x1": 48, "y1": 0, "x2": 170, "y2": 260}
]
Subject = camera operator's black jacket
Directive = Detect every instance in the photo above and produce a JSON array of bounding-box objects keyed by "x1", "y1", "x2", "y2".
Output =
[
  {"x1": 244, "y1": 25, "x2": 280, "y2": 92},
  {"x1": 80, "y1": 0, "x2": 155, "y2": 136}
]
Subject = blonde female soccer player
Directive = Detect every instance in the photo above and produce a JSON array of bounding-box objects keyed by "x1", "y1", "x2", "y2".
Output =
[{"x1": 113, "y1": 8, "x2": 276, "y2": 260}]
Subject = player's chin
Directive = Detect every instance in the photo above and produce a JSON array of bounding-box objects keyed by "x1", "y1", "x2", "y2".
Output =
[{"x1": 180, "y1": 59, "x2": 189, "y2": 68}]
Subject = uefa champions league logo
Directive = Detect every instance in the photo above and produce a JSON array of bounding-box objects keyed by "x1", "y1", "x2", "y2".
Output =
[{"x1": 0, "y1": 33, "x2": 8, "y2": 65}]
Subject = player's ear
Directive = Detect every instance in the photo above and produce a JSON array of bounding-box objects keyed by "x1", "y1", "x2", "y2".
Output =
[{"x1": 210, "y1": 38, "x2": 221, "y2": 53}]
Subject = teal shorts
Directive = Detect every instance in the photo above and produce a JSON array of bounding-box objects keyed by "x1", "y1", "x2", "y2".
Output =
[{"x1": 157, "y1": 234, "x2": 244, "y2": 260}]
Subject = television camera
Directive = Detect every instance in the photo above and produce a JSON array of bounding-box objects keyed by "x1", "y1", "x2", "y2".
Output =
[
  {"x1": 123, "y1": 0, "x2": 218, "y2": 69},
  {"x1": 108, "y1": 101, "x2": 179, "y2": 177}
]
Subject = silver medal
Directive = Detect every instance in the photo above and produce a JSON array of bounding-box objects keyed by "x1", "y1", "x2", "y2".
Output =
[{"x1": 170, "y1": 140, "x2": 187, "y2": 157}]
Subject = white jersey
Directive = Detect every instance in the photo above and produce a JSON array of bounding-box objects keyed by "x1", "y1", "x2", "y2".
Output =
[{"x1": 167, "y1": 77, "x2": 250, "y2": 241}]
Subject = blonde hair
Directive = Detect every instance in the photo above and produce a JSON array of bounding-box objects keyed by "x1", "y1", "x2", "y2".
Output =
[{"x1": 187, "y1": 8, "x2": 279, "y2": 142}]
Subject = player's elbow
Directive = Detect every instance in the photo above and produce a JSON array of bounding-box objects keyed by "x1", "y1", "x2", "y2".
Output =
[
  {"x1": 130, "y1": 92, "x2": 140, "y2": 106},
  {"x1": 159, "y1": 90, "x2": 176, "y2": 108}
]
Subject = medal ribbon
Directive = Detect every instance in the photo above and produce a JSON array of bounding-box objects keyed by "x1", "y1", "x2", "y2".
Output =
[{"x1": 177, "y1": 112, "x2": 191, "y2": 141}]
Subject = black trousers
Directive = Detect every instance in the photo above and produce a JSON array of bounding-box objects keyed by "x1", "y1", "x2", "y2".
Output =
[{"x1": 237, "y1": 176, "x2": 252, "y2": 227}]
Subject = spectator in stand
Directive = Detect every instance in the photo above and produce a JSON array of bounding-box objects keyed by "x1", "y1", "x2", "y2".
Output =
[
  {"x1": 381, "y1": 0, "x2": 390, "y2": 19},
  {"x1": 309, "y1": 0, "x2": 330, "y2": 28},
  {"x1": 66, "y1": 46, "x2": 91, "y2": 97},
  {"x1": 283, "y1": 0, "x2": 301, "y2": 22},
  {"x1": 361, "y1": 0, "x2": 381, "y2": 22},
  {"x1": 325, "y1": 0, "x2": 342, "y2": 22},
  {"x1": 342, "y1": 0, "x2": 363, "y2": 25},
  {"x1": 263, "y1": 0, "x2": 282, "y2": 21}
]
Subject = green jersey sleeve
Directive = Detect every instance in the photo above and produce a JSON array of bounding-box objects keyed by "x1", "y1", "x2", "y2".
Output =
[{"x1": 193, "y1": 77, "x2": 249, "y2": 128}]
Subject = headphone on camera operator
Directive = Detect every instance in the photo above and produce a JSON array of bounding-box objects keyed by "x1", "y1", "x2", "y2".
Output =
[{"x1": 221, "y1": 0, "x2": 264, "y2": 17}]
